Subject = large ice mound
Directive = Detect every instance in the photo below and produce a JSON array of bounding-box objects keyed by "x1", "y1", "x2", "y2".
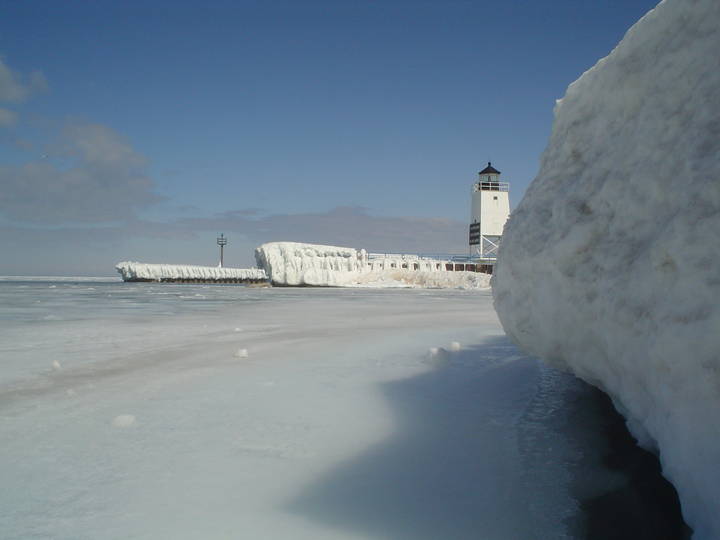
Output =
[{"x1": 492, "y1": 0, "x2": 720, "y2": 537}]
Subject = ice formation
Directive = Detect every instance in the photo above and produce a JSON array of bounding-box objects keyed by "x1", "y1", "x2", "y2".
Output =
[
  {"x1": 115, "y1": 262, "x2": 267, "y2": 283},
  {"x1": 255, "y1": 242, "x2": 368, "y2": 287},
  {"x1": 351, "y1": 268, "x2": 490, "y2": 290},
  {"x1": 492, "y1": 0, "x2": 720, "y2": 537},
  {"x1": 254, "y1": 242, "x2": 491, "y2": 289}
]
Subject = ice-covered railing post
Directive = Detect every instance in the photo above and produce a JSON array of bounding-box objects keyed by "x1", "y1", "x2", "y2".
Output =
[{"x1": 217, "y1": 233, "x2": 228, "y2": 268}]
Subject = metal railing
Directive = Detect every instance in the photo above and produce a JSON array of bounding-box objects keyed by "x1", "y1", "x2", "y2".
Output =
[
  {"x1": 474, "y1": 181, "x2": 509, "y2": 192},
  {"x1": 367, "y1": 252, "x2": 496, "y2": 263}
]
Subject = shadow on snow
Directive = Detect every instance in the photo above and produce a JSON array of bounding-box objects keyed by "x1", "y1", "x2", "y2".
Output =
[{"x1": 285, "y1": 336, "x2": 689, "y2": 540}]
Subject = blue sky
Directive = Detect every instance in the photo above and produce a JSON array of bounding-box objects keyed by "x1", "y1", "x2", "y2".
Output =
[{"x1": 0, "y1": 0, "x2": 659, "y2": 275}]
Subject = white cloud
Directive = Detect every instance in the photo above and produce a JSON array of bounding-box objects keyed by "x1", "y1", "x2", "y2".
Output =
[{"x1": 0, "y1": 57, "x2": 47, "y2": 103}]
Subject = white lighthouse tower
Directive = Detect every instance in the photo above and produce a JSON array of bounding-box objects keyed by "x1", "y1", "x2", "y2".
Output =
[{"x1": 469, "y1": 162, "x2": 510, "y2": 263}]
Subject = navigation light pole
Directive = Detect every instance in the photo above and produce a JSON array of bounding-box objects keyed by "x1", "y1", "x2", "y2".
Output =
[{"x1": 217, "y1": 233, "x2": 228, "y2": 267}]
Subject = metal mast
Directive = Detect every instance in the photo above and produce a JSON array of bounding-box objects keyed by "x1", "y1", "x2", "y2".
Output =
[{"x1": 217, "y1": 233, "x2": 228, "y2": 267}]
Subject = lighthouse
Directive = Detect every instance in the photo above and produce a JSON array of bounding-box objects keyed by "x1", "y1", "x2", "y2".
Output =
[{"x1": 469, "y1": 162, "x2": 510, "y2": 262}]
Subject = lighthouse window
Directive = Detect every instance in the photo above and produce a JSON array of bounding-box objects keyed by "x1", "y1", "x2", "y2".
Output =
[{"x1": 493, "y1": 196, "x2": 498, "y2": 200}]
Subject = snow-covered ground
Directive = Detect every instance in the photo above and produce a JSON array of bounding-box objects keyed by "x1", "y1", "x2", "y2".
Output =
[
  {"x1": 0, "y1": 280, "x2": 678, "y2": 539},
  {"x1": 493, "y1": 0, "x2": 720, "y2": 537},
  {"x1": 255, "y1": 242, "x2": 490, "y2": 289},
  {"x1": 116, "y1": 261, "x2": 267, "y2": 282}
]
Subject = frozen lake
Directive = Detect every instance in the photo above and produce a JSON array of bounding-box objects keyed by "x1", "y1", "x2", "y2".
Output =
[{"x1": 0, "y1": 280, "x2": 684, "y2": 539}]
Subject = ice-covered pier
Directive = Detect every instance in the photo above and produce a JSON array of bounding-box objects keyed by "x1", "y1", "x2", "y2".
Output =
[
  {"x1": 367, "y1": 252, "x2": 495, "y2": 274},
  {"x1": 254, "y1": 242, "x2": 492, "y2": 288},
  {"x1": 116, "y1": 242, "x2": 493, "y2": 288},
  {"x1": 115, "y1": 262, "x2": 267, "y2": 284}
]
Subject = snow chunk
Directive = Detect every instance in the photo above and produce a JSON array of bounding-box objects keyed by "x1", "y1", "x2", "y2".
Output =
[
  {"x1": 427, "y1": 346, "x2": 450, "y2": 367},
  {"x1": 493, "y1": 1, "x2": 720, "y2": 537},
  {"x1": 112, "y1": 415, "x2": 136, "y2": 428}
]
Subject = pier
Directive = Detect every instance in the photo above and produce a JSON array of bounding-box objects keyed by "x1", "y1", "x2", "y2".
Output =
[{"x1": 115, "y1": 262, "x2": 268, "y2": 284}]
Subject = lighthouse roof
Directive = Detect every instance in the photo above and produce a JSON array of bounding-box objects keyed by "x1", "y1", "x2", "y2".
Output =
[{"x1": 479, "y1": 162, "x2": 501, "y2": 175}]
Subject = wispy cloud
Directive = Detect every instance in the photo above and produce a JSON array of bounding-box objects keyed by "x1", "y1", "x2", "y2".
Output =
[
  {"x1": 0, "y1": 57, "x2": 46, "y2": 132},
  {"x1": 0, "y1": 108, "x2": 17, "y2": 127},
  {"x1": 0, "y1": 58, "x2": 468, "y2": 272},
  {"x1": 72, "y1": 205, "x2": 468, "y2": 253},
  {"x1": 171, "y1": 205, "x2": 468, "y2": 254},
  {"x1": 0, "y1": 205, "x2": 469, "y2": 275},
  {"x1": 0, "y1": 57, "x2": 47, "y2": 103},
  {"x1": 0, "y1": 121, "x2": 164, "y2": 224}
]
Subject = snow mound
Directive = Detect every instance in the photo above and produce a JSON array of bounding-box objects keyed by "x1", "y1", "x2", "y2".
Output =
[
  {"x1": 115, "y1": 262, "x2": 267, "y2": 282},
  {"x1": 492, "y1": 0, "x2": 720, "y2": 537},
  {"x1": 255, "y1": 242, "x2": 491, "y2": 289}
]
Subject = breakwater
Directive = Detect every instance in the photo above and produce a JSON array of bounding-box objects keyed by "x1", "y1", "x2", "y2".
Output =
[{"x1": 115, "y1": 262, "x2": 267, "y2": 284}]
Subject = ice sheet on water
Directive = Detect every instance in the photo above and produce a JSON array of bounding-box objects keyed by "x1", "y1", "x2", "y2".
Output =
[
  {"x1": 0, "y1": 280, "x2": 277, "y2": 385},
  {"x1": 0, "y1": 286, "x2": 683, "y2": 538},
  {"x1": 0, "y1": 276, "x2": 120, "y2": 282}
]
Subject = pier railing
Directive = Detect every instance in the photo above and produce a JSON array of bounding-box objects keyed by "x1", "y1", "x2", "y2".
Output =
[
  {"x1": 365, "y1": 252, "x2": 496, "y2": 274},
  {"x1": 367, "y1": 252, "x2": 496, "y2": 263}
]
